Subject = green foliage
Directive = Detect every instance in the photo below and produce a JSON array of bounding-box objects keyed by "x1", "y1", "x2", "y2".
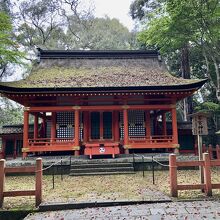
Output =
[
  {"x1": 0, "y1": 11, "x2": 24, "y2": 75},
  {"x1": 195, "y1": 102, "x2": 220, "y2": 114},
  {"x1": 132, "y1": 0, "x2": 220, "y2": 103},
  {"x1": 66, "y1": 16, "x2": 134, "y2": 50},
  {"x1": 0, "y1": 98, "x2": 23, "y2": 127}
]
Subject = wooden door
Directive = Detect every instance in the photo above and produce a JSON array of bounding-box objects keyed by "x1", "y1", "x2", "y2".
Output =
[{"x1": 90, "y1": 111, "x2": 113, "y2": 140}]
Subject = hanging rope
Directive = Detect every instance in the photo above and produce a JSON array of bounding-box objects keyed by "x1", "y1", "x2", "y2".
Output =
[
  {"x1": 152, "y1": 158, "x2": 169, "y2": 167},
  {"x1": 35, "y1": 156, "x2": 71, "y2": 173}
]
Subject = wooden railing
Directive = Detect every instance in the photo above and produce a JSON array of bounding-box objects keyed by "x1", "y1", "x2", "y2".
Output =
[
  {"x1": 194, "y1": 144, "x2": 220, "y2": 159},
  {"x1": 0, "y1": 158, "x2": 42, "y2": 208},
  {"x1": 169, "y1": 153, "x2": 220, "y2": 197},
  {"x1": 28, "y1": 138, "x2": 75, "y2": 146},
  {"x1": 129, "y1": 135, "x2": 173, "y2": 143}
]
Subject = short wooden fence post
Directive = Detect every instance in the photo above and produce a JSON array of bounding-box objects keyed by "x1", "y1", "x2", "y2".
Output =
[
  {"x1": 169, "y1": 154, "x2": 178, "y2": 197},
  {"x1": 216, "y1": 144, "x2": 220, "y2": 160},
  {"x1": 208, "y1": 144, "x2": 213, "y2": 159},
  {"x1": 35, "y1": 158, "x2": 42, "y2": 207},
  {"x1": 0, "y1": 159, "x2": 5, "y2": 208},
  {"x1": 194, "y1": 143, "x2": 198, "y2": 155},
  {"x1": 203, "y1": 153, "x2": 212, "y2": 196}
]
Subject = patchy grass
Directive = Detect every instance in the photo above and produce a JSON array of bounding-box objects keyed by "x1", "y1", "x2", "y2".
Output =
[{"x1": 2, "y1": 168, "x2": 220, "y2": 210}]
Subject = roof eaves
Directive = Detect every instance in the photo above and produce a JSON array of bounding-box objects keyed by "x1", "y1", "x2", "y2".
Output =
[{"x1": 0, "y1": 79, "x2": 208, "y2": 94}]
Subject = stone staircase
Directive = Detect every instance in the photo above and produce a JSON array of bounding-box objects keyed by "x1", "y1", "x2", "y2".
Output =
[{"x1": 69, "y1": 162, "x2": 135, "y2": 176}]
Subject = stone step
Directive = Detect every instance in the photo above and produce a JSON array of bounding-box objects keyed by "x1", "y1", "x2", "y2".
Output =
[
  {"x1": 69, "y1": 162, "x2": 135, "y2": 176},
  {"x1": 69, "y1": 171, "x2": 135, "y2": 176},
  {"x1": 71, "y1": 162, "x2": 133, "y2": 169},
  {"x1": 70, "y1": 167, "x2": 134, "y2": 173}
]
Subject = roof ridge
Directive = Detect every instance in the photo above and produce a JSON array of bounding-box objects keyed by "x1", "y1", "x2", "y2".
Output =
[{"x1": 37, "y1": 48, "x2": 160, "y2": 59}]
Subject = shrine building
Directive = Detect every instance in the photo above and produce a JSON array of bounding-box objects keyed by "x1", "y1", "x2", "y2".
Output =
[{"x1": 0, "y1": 49, "x2": 207, "y2": 159}]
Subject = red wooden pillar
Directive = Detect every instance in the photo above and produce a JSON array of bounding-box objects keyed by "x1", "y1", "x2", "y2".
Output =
[
  {"x1": 74, "y1": 109, "x2": 80, "y2": 156},
  {"x1": 1, "y1": 139, "x2": 5, "y2": 159},
  {"x1": 203, "y1": 152, "x2": 212, "y2": 196},
  {"x1": 13, "y1": 139, "x2": 16, "y2": 159},
  {"x1": 83, "y1": 111, "x2": 89, "y2": 143},
  {"x1": 51, "y1": 112, "x2": 56, "y2": 142},
  {"x1": 162, "y1": 112, "x2": 167, "y2": 136},
  {"x1": 22, "y1": 110, "x2": 29, "y2": 158},
  {"x1": 113, "y1": 111, "x2": 120, "y2": 142},
  {"x1": 41, "y1": 113, "x2": 46, "y2": 138},
  {"x1": 171, "y1": 108, "x2": 179, "y2": 153},
  {"x1": 34, "y1": 114, "x2": 38, "y2": 140},
  {"x1": 145, "y1": 111, "x2": 151, "y2": 138},
  {"x1": 123, "y1": 108, "x2": 129, "y2": 154}
]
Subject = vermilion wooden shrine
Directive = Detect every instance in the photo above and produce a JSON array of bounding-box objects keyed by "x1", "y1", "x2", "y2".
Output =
[{"x1": 0, "y1": 49, "x2": 206, "y2": 158}]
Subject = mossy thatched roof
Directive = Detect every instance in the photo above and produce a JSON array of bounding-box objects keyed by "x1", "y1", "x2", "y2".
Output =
[{"x1": 0, "y1": 50, "x2": 206, "y2": 91}]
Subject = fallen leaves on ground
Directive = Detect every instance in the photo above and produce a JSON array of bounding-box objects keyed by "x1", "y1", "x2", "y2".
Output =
[{"x1": 2, "y1": 168, "x2": 220, "y2": 210}]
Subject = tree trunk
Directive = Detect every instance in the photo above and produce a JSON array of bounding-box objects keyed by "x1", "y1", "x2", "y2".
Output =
[
  {"x1": 212, "y1": 57, "x2": 220, "y2": 103},
  {"x1": 181, "y1": 44, "x2": 193, "y2": 121}
]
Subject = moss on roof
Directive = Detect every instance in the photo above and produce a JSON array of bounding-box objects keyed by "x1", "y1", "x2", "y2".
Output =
[{"x1": 0, "y1": 58, "x2": 202, "y2": 89}]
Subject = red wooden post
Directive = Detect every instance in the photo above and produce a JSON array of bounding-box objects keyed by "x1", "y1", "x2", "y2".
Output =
[
  {"x1": 162, "y1": 112, "x2": 167, "y2": 136},
  {"x1": 41, "y1": 113, "x2": 47, "y2": 137},
  {"x1": 169, "y1": 154, "x2": 178, "y2": 197},
  {"x1": 194, "y1": 143, "x2": 198, "y2": 155},
  {"x1": 208, "y1": 144, "x2": 212, "y2": 159},
  {"x1": 34, "y1": 114, "x2": 38, "y2": 140},
  {"x1": 123, "y1": 108, "x2": 129, "y2": 154},
  {"x1": 23, "y1": 110, "x2": 29, "y2": 158},
  {"x1": 113, "y1": 111, "x2": 120, "y2": 142},
  {"x1": 1, "y1": 139, "x2": 5, "y2": 159},
  {"x1": 216, "y1": 144, "x2": 220, "y2": 160},
  {"x1": 153, "y1": 111, "x2": 158, "y2": 135},
  {"x1": 202, "y1": 144, "x2": 206, "y2": 153},
  {"x1": 13, "y1": 139, "x2": 16, "y2": 159},
  {"x1": 74, "y1": 109, "x2": 80, "y2": 156},
  {"x1": 145, "y1": 111, "x2": 151, "y2": 138},
  {"x1": 171, "y1": 108, "x2": 179, "y2": 153},
  {"x1": 0, "y1": 159, "x2": 5, "y2": 208},
  {"x1": 83, "y1": 111, "x2": 89, "y2": 143},
  {"x1": 35, "y1": 158, "x2": 42, "y2": 207},
  {"x1": 51, "y1": 112, "x2": 56, "y2": 141},
  {"x1": 203, "y1": 153, "x2": 212, "y2": 196}
]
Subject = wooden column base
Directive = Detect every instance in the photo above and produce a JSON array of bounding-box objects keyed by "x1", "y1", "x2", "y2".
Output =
[
  {"x1": 124, "y1": 149, "x2": 129, "y2": 154},
  {"x1": 174, "y1": 148, "x2": 179, "y2": 154},
  {"x1": 22, "y1": 152, "x2": 28, "y2": 159},
  {"x1": 74, "y1": 150, "x2": 79, "y2": 156}
]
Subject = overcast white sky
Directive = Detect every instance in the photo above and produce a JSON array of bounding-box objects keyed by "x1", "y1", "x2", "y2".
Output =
[{"x1": 93, "y1": 0, "x2": 135, "y2": 30}]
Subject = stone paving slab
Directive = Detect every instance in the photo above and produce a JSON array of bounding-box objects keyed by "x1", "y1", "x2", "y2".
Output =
[{"x1": 24, "y1": 200, "x2": 220, "y2": 220}]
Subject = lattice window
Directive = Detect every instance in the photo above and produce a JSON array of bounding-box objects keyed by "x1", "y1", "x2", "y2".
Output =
[
  {"x1": 46, "y1": 121, "x2": 51, "y2": 138},
  {"x1": 56, "y1": 112, "x2": 74, "y2": 138},
  {"x1": 128, "y1": 110, "x2": 145, "y2": 137},
  {"x1": 56, "y1": 112, "x2": 83, "y2": 139},
  {"x1": 80, "y1": 113, "x2": 83, "y2": 140},
  {"x1": 119, "y1": 110, "x2": 146, "y2": 139},
  {"x1": 119, "y1": 111, "x2": 124, "y2": 139}
]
